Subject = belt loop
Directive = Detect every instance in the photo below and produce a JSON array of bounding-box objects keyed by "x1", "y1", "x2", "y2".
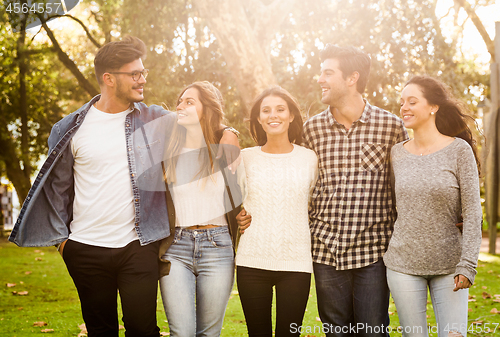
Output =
[
  {"x1": 206, "y1": 228, "x2": 213, "y2": 241},
  {"x1": 177, "y1": 228, "x2": 183, "y2": 240}
]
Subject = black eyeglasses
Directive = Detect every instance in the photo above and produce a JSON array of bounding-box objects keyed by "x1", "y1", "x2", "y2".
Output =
[{"x1": 108, "y1": 69, "x2": 149, "y2": 81}]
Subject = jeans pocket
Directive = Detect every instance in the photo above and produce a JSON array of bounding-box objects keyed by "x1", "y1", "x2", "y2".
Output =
[{"x1": 209, "y1": 232, "x2": 232, "y2": 248}]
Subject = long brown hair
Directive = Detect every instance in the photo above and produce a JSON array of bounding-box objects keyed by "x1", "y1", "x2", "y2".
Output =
[
  {"x1": 164, "y1": 81, "x2": 227, "y2": 184},
  {"x1": 405, "y1": 75, "x2": 481, "y2": 174}
]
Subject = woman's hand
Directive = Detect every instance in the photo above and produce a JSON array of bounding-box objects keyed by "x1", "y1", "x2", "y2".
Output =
[
  {"x1": 453, "y1": 274, "x2": 471, "y2": 291},
  {"x1": 236, "y1": 208, "x2": 252, "y2": 234}
]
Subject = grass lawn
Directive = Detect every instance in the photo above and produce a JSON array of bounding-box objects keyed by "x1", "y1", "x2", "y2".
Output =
[{"x1": 1, "y1": 237, "x2": 500, "y2": 336}]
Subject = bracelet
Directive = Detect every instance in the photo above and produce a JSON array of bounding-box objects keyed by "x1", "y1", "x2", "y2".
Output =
[{"x1": 222, "y1": 126, "x2": 240, "y2": 138}]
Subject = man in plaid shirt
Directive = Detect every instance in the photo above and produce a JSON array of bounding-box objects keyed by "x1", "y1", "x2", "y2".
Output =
[{"x1": 303, "y1": 45, "x2": 408, "y2": 336}]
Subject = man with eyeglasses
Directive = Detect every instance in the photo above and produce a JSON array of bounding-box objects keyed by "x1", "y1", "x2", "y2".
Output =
[{"x1": 9, "y1": 36, "x2": 239, "y2": 337}]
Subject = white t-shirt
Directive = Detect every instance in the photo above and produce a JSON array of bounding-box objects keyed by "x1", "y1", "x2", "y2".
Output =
[
  {"x1": 69, "y1": 105, "x2": 138, "y2": 248},
  {"x1": 171, "y1": 148, "x2": 227, "y2": 228}
]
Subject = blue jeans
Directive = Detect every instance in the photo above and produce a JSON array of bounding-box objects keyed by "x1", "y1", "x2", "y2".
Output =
[
  {"x1": 386, "y1": 269, "x2": 469, "y2": 337},
  {"x1": 159, "y1": 226, "x2": 234, "y2": 337},
  {"x1": 313, "y1": 259, "x2": 390, "y2": 337}
]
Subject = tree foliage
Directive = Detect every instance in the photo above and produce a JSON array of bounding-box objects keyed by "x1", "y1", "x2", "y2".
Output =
[{"x1": 0, "y1": 0, "x2": 493, "y2": 200}]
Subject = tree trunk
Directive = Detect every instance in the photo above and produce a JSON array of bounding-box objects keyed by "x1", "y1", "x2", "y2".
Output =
[
  {"x1": 194, "y1": 0, "x2": 278, "y2": 109},
  {"x1": 0, "y1": 123, "x2": 31, "y2": 203}
]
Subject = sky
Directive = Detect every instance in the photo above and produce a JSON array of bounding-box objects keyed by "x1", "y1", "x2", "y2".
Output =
[{"x1": 437, "y1": 0, "x2": 500, "y2": 64}]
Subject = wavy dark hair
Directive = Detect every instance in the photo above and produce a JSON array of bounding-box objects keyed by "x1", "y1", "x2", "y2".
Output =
[
  {"x1": 406, "y1": 75, "x2": 481, "y2": 174},
  {"x1": 249, "y1": 86, "x2": 303, "y2": 146}
]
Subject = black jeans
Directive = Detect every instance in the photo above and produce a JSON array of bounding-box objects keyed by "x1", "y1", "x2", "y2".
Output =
[
  {"x1": 63, "y1": 239, "x2": 160, "y2": 337},
  {"x1": 237, "y1": 266, "x2": 311, "y2": 337}
]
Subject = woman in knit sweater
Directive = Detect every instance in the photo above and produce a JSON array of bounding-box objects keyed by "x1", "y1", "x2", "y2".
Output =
[
  {"x1": 235, "y1": 86, "x2": 318, "y2": 336},
  {"x1": 383, "y1": 75, "x2": 482, "y2": 337}
]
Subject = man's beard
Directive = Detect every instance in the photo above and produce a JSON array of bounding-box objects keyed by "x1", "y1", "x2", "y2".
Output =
[{"x1": 116, "y1": 80, "x2": 144, "y2": 103}]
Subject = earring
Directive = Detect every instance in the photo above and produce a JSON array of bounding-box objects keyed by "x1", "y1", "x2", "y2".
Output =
[{"x1": 431, "y1": 111, "x2": 435, "y2": 115}]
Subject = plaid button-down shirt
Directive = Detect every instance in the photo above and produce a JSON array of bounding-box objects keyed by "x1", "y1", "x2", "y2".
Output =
[{"x1": 303, "y1": 101, "x2": 408, "y2": 270}]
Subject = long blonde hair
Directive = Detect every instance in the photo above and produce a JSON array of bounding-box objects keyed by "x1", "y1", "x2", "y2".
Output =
[{"x1": 164, "y1": 81, "x2": 226, "y2": 184}]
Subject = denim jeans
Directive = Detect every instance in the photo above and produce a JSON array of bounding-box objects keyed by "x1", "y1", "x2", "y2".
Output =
[
  {"x1": 386, "y1": 269, "x2": 469, "y2": 337},
  {"x1": 236, "y1": 266, "x2": 311, "y2": 336},
  {"x1": 313, "y1": 259, "x2": 390, "y2": 337},
  {"x1": 159, "y1": 226, "x2": 234, "y2": 337}
]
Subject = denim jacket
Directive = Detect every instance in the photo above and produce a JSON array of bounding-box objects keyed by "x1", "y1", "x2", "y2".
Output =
[{"x1": 9, "y1": 95, "x2": 175, "y2": 247}]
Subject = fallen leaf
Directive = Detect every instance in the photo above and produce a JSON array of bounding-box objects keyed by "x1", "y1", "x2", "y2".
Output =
[
  {"x1": 491, "y1": 308, "x2": 500, "y2": 314},
  {"x1": 468, "y1": 299, "x2": 476, "y2": 302},
  {"x1": 478, "y1": 264, "x2": 486, "y2": 267},
  {"x1": 35, "y1": 257, "x2": 43, "y2": 261},
  {"x1": 6, "y1": 283, "x2": 16, "y2": 288},
  {"x1": 20, "y1": 281, "x2": 24, "y2": 284},
  {"x1": 388, "y1": 312, "x2": 395, "y2": 316},
  {"x1": 472, "y1": 321, "x2": 483, "y2": 325},
  {"x1": 17, "y1": 307, "x2": 23, "y2": 310},
  {"x1": 493, "y1": 299, "x2": 500, "y2": 303},
  {"x1": 16, "y1": 291, "x2": 28, "y2": 296},
  {"x1": 315, "y1": 317, "x2": 321, "y2": 322},
  {"x1": 487, "y1": 270, "x2": 494, "y2": 274},
  {"x1": 482, "y1": 292, "x2": 492, "y2": 299},
  {"x1": 77, "y1": 323, "x2": 87, "y2": 337},
  {"x1": 494, "y1": 294, "x2": 500, "y2": 298},
  {"x1": 119, "y1": 325, "x2": 124, "y2": 330},
  {"x1": 160, "y1": 333, "x2": 170, "y2": 336},
  {"x1": 426, "y1": 315, "x2": 431, "y2": 318},
  {"x1": 482, "y1": 286, "x2": 488, "y2": 289},
  {"x1": 41, "y1": 329, "x2": 54, "y2": 333},
  {"x1": 34, "y1": 250, "x2": 41, "y2": 253},
  {"x1": 33, "y1": 322, "x2": 48, "y2": 327},
  {"x1": 25, "y1": 271, "x2": 32, "y2": 275},
  {"x1": 468, "y1": 295, "x2": 476, "y2": 299},
  {"x1": 468, "y1": 308, "x2": 473, "y2": 312}
]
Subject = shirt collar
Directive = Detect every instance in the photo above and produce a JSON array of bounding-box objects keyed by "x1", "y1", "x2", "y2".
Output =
[{"x1": 326, "y1": 99, "x2": 372, "y2": 127}]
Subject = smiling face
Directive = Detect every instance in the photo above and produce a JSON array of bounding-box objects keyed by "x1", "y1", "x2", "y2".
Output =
[
  {"x1": 257, "y1": 95, "x2": 294, "y2": 139},
  {"x1": 400, "y1": 83, "x2": 438, "y2": 130},
  {"x1": 113, "y1": 58, "x2": 147, "y2": 103},
  {"x1": 176, "y1": 87, "x2": 203, "y2": 126},
  {"x1": 317, "y1": 58, "x2": 349, "y2": 107}
]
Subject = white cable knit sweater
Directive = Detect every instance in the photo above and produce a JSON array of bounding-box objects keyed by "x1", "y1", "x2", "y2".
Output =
[{"x1": 235, "y1": 145, "x2": 318, "y2": 273}]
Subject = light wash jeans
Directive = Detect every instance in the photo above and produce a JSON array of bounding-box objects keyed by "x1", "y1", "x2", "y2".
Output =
[
  {"x1": 386, "y1": 269, "x2": 469, "y2": 337},
  {"x1": 160, "y1": 226, "x2": 234, "y2": 337}
]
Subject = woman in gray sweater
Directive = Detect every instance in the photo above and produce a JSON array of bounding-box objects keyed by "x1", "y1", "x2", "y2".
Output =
[{"x1": 383, "y1": 75, "x2": 482, "y2": 337}]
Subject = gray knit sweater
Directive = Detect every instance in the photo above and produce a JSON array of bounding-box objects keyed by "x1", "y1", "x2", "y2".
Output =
[{"x1": 383, "y1": 138, "x2": 482, "y2": 284}]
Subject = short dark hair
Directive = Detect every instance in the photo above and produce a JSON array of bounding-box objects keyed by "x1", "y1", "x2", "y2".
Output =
[
  {"x1": 319, "y1": 44, "x2": 371, "y2": 94},
  {"x1": 249, "y1": 86, "x2": 303, "y2": 146},
  {"x1": 94, "y1": 36, "x2": 147, "y2": 85}
]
